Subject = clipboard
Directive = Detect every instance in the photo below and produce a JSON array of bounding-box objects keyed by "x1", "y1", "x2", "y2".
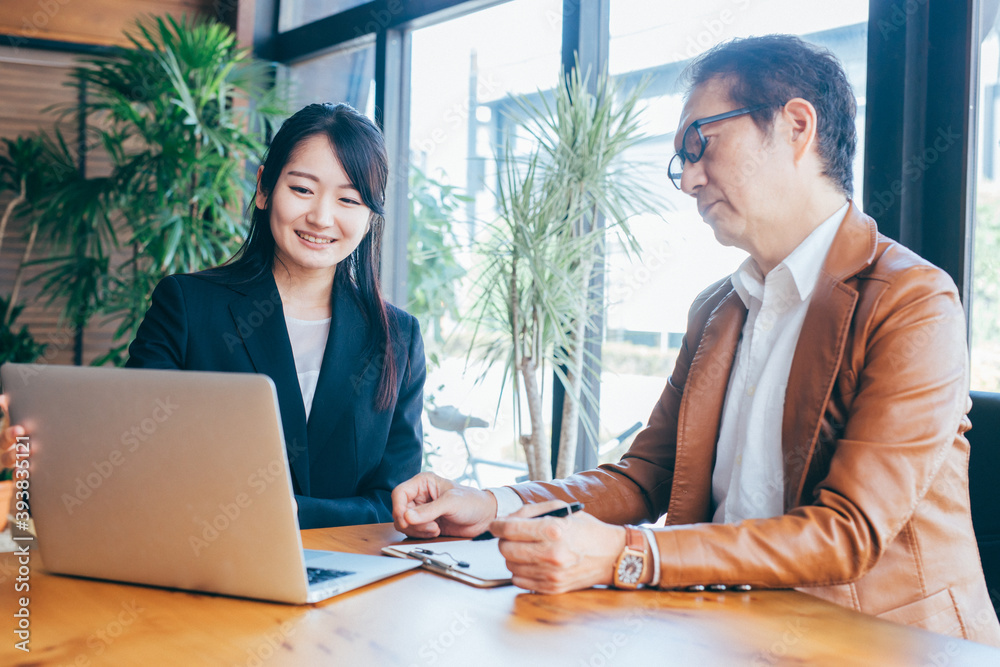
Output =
[{"x1": 382, "y1": 538, "x2": 513, "y2": 588}]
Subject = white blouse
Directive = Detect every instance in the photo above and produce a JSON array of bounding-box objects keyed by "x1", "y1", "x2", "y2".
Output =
[{"x1": 284, "y1": 314, "x2": 331, "y2": 419}]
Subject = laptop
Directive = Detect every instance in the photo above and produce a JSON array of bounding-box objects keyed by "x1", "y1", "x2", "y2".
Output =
[{"x1": 0, "y1": 362, "x2": 419, "y2": 604}]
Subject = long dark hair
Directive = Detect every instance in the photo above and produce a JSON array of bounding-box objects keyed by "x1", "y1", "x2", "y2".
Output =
[{"x1": 228, "y1": 103, "x2": 397, "y2": 411}]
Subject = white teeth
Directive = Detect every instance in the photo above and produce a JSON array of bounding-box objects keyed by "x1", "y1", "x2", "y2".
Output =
[{"x1": 296, "y1": 231, "x2": 333, "y2": 244}]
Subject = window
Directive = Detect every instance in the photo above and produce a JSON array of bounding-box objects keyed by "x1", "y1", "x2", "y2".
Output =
[
  {"x1": 278, "y1": 0, "x2": 370, "y2": 33},
  {"x1": 264, "y1": 0, "x2": 882, "y2": 477},
  {"x1": 280, "y1": 39, "x2": 376, "y2": 119},
  {"x1": 407, "y1": 0, "x2": 563, "y2": 486},
  {"x1": 599, "y1": 0, "x2": 870, "y2": 460},
  {"x1": 974, "y1": 4, "x2": 1000, "y2": 393}
]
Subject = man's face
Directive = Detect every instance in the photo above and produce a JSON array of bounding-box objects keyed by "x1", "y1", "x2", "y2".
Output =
[{"x1": 673, "y1": 77, "x2": 793, "y2": 254}]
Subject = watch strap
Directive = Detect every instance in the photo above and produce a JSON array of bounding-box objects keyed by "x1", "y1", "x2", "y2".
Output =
[{"x1": 613, "y1": 525, "x2": 649, "y2": 589}]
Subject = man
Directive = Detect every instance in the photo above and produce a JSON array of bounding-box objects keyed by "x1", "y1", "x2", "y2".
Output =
[{"x1": 391, "y1": 35, "x2": 1000, "y2": 645}]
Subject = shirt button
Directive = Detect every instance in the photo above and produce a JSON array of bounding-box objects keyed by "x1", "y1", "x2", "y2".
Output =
[{"x1": 747, "y1": 385, "x2": 755, "y2": 397}]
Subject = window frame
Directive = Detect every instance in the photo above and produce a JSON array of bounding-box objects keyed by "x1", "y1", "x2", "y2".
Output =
[
  {"x1": 1, "y1": 0, "x2": 990, "y2": 462},
  {"x1": 863, "y1": 0, "x2": 978, "y2": 327},
  {"x1": 248, "y1": 0, "x2": 995, "y2": 472}
]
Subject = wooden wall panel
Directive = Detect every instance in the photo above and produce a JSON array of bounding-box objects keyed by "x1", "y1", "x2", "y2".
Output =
[
  {"x1": 1, "y1": 0, "x2": 227, "y2": 368},
  {"x1": 0, "y1": 0, "x2": 225, "y2": 48},
  {"x1": 0, "y1": 46, "x2": 80, "y2": 366}
]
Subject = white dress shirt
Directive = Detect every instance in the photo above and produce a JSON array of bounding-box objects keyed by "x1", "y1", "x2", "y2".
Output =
[
  {"x1": 490, "y1": 203, "x2": 849, "y2": 527},
  {"x1": 490, "y1": 485, "x2": 525, "y2": 517},
  {"x1": 711, "y1": 202, "x2": 848, "y2": 523},
  {"x1": 284, "y1": 315, "x2": 331, "y2": 420}
]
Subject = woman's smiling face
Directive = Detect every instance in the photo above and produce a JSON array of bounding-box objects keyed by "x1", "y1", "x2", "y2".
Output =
[{"x1": 257, "y1": 133, "x2": 371, "y2": 280}]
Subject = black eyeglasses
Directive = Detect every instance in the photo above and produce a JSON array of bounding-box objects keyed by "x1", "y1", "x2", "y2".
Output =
[{"x1": 667, "y1": 105, "x2": 770, "y2": 190}]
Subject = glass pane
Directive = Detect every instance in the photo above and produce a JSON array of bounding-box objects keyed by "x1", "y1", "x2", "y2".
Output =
[
  {"x1": 280, "y1": 40, "x2": 376, "y2": 120},
  {"x1": 279, "y1": 0, "x2": 370, "y2": 33},
  {"x1": 407, "y1": 0, "x2": 563, "y2": 487},
  {"x1": 973, "y1": 6, "x2": 1000, "y2": 392},
  {"x1": 601, "y1": 0, "x2": 870, "y2": 462}
]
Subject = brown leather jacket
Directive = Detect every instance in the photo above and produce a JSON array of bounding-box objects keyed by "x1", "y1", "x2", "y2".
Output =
[{"x1": 511, "y1": 203, "x2": 1000, "y2": 646}]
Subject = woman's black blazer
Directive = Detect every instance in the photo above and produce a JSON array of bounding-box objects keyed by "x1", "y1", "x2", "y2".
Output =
[{"x1": 125, "y1": 265, "x2": 425, "y2": 528}]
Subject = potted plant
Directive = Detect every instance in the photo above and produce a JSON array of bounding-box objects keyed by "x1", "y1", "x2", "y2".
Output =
[
  {"x1": 0, "y1": 134, "x2": 59, "y2": 530},
  {"x1": 467, "y1": 66, "x2": 661, "y2": 481},
  {"x1": 27, "y1": 15, "x2": 286, "y2": 365},
  {"x1": 0, "y1": 135, "x2": 63, "y2": 363}
]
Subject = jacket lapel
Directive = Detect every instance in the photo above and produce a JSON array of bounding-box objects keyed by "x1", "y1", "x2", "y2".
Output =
[
  {"x1": 668, "y1": 287, "x2": 746, "y2": 524},
  {"x1": 305, "y1": 275, "x2": 369, "y2": 471},
  {"x1": 782, "y1": 202, "x2": 877, "y2": 508},
  {"x1": 227, "y1": 271, "x2": 312, "y2": 495}
]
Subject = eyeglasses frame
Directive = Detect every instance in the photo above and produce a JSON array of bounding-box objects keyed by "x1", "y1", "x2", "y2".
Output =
[{"x1": 667, "y1": 104, "x2": 772, "y2": 190}]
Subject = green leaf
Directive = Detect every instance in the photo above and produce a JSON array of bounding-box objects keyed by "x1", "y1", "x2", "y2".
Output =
[
  {"x1": 0, "y1": 14, "x2": 288, "y2": 358},
  {"x1": 462, "y1": 61, "x2": 668, "y2": 470}
]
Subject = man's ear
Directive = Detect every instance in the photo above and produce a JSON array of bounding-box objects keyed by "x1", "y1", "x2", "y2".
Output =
[
  {"x1": 254, "y1": 165, "x2": 267, "y2": 209},
  {"x1": 781, "y1": 97, "x2": 819, "y2": 164}
]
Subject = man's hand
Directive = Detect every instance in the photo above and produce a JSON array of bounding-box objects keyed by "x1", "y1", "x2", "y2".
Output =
[
  {"x1": 0, "y1": 394, "x2": 26, "y2": 469},
  {"x1": 392, "y1": 472, "x2": 498, "y2": 539},
  {"x1": 490, "y1": 500, "x2": 628, "y2": 594}
]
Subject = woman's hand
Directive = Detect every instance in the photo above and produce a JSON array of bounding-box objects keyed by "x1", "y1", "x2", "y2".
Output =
[
  {"x1": 392, "y1": 472, "x2": 498, "y2": 538},
  {"x1": 0, "y1": 394, "x2": 26, "y2": 469}
]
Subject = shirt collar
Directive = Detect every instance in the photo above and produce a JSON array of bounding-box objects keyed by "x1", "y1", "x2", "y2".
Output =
[
  {"x1": 732, "y1": 202, "x2": 849, "y2": 307},
  {"x1": 732, "y1": 255, "x2": 763, "y2": 307}
]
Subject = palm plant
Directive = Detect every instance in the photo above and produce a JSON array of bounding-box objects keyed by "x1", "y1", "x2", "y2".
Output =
[
  {"x1": 35, "y1": 15, "x2": 285, "y2": 364},
  {"x1": 0, "y1": 134, "x2": 75, "y2": 362},
  {"x1": 467, "y1": 67, "x2": 662, "y2": 481},
  {"x1": 0, "y1": 297, "x2": 47, "y2": 365},
  {"x1": 22, "y1": 129, "x2": 116, "y2": 354},
  {"x1": 0, "y1": 137, "x2": 42, "y2": 323}
]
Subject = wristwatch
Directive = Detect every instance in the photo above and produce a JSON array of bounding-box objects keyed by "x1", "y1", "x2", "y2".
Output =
[{"x1": 613, "y1": 525, "x2": 648, "y2": 589}]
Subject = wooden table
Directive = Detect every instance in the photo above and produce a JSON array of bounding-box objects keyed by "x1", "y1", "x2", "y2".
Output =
[{"x1": 2, "y1": 523, "x2": 999, "y2": 666}]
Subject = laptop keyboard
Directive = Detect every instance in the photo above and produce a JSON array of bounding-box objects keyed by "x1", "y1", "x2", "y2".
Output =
[{"x1": 307, "y1": 567, "x2": 354, "y2": 586}]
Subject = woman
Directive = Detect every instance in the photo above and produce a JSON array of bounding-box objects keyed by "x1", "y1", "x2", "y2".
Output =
[{"x1": 2, "y1": 103, "x2": 425, "y2": 529}]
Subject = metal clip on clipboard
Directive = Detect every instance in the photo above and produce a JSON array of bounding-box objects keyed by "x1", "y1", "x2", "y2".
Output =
[
  {"x1": 381, "y1": 541, "x2": 513, "y2": 588},
  {"x1": 411, "y1": 548, "x2": 470, "y2": 574}
]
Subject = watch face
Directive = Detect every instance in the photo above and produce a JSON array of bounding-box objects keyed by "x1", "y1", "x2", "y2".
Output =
[{"x1": 617, "y1": 554, "x2": 643, "y2": 584}]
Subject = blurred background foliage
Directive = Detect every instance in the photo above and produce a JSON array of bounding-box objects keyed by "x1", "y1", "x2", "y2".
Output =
[{"x1": 0, "y1": 15, "x2": 287, "y2": 366}]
